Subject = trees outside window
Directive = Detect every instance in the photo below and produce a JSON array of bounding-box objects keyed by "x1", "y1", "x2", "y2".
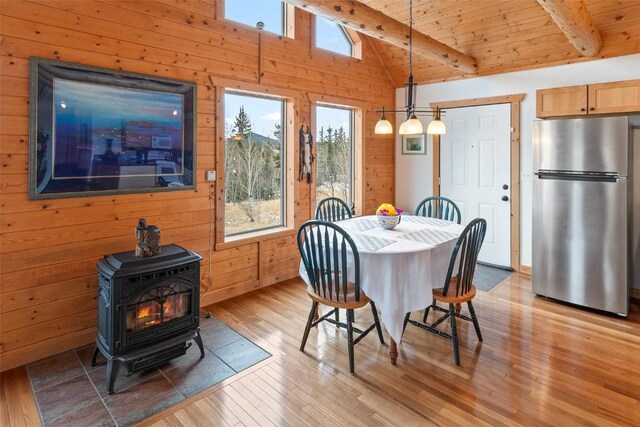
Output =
[
  {"x1": 315, "y1": 105, "x2": 353, "y2": 205},
  {"x1": 224, "y1": 92, "x2": 284, "y2": 236}
]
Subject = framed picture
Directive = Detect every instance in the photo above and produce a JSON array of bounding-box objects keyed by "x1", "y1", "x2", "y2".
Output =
[
  {"x1": 402, "y1": 133, "x2": 426, "y2": 155},
  {"x1": 29, "y1": 57, "x2": 197, "y2": 199}
]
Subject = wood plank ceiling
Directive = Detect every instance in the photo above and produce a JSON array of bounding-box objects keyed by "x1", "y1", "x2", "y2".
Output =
[{"x1": 355, "y1": 0, "x2": 640, "y2": 86}]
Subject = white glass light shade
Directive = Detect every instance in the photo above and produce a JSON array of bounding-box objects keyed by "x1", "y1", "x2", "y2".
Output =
[
  {"x1": 400, "y1": 116, "x2": 423, "y2": 135},
  {"x1": 426, "y1": 118, "x2": 446, "y2": 135},
  {"x1": 374, "y1": 118, "x2": 393, "y2": 134}
]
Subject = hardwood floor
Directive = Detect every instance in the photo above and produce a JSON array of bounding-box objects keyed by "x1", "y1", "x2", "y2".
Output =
[{"x1": 3, "y1": 274, "x2": 640, "y2": 426}]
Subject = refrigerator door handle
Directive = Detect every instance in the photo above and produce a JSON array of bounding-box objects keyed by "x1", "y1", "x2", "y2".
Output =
[{"x1": 535, "y1": 170, "x2": 621, "y2": 182}]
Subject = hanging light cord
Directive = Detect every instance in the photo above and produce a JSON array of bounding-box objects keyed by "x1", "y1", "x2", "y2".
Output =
[
  {"x1": 409, "y1": 0, "x2": 413, "y2": 81},
  {"x1": 406, "y1": 0, "x2": 415, "y2": 119}
]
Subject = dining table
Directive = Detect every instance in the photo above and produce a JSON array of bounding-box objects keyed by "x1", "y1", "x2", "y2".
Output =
[{"x1": 299, "y1": 214, "x2": 464, "y2": 364}]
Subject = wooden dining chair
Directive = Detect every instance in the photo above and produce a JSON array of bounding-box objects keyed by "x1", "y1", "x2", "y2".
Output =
[
  {"x1": 415, "y1": 196, "x2": 463, "y2": 317},
  {"x1": 415, "y1": 196, "x2": 462, "y2": 224},
  {"x1": 315, "y1": 197, "x2": 354, "y2": 324},
  {"x1": 404, "y1": 218, "x2": 487, "y2": 365},
  {"x1": 297, "y1": 220, "x2": 385, "y2": 373},
  {"x1": 315, "y1": 197, "x2": 353, "y2": 222}
]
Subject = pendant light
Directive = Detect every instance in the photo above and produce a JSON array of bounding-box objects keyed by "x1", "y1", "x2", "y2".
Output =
[
  {"x1": 426, "y1": 107, "x2": 446, "y2": 134},
  {"x1": 374, "y1": 0, "x2": 446, "y2": 136},
  {"x1": 374, "y1": 107, "x2": 393, "y2": 134}
]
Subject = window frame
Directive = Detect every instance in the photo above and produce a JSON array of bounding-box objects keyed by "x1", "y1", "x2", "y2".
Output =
[
  {"x1": 222, "y1": 0, "x2": 294, "y2": 38},
  {"x1": 314, "y1": 103, "x2": 355, "y2": 207},
  {"x1": 313, "y1": 16, "x2": 362, "y2": 59},
  {"x1": 310, "y1": 97, "x2": 363, "y2": 217},
  {"x1": 223, "y1": 90, "x2": 286, "y2": 238},
  {"x1": 215, "y1": 83, "x2": 297, "y2": 249}
]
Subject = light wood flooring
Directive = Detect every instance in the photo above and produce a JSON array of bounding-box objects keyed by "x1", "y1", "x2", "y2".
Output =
[{"x1": 2, "y1": 273, "x2": 640, "y2": 426}]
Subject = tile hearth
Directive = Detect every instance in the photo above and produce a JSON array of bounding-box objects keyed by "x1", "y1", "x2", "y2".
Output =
[{"x1": 27, "y1": 315, "x2": 270, "y2": 426}]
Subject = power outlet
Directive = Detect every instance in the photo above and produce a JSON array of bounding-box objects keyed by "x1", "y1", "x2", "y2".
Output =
[{"x1": 206, "y1": 170, "x2": 216, "y2": 181}]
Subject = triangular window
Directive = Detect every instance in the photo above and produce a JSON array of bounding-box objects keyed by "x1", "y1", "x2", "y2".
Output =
[{"x1": 315, "y1": 17, "x2": 353, "y2": 57}]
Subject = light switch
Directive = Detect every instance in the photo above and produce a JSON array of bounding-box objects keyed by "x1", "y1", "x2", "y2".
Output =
[{"x1": 206, "y1": 170, "x2": 216, "y2": 181}]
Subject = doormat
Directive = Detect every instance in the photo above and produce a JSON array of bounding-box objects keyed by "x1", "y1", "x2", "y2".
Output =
[
  {"x1": 26, "y1": 314, "x2": 270, "y2": 426},
  {"x1": 474, "y1": 264, "x2": 512, "y2": 292}
]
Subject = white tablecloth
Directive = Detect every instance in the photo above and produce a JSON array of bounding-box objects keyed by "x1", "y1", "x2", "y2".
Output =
[{"x1": 298, "y1": 215, "x2": 464, "y2": 343}]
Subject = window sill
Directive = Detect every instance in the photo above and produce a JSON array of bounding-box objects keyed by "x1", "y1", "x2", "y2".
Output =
[{"x1": 215, "y1": 226, "x2": 296, "y2": 251}]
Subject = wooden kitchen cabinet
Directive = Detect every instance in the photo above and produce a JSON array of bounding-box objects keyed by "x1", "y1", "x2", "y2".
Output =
[
  {"x1": 536, "y1": 79, "x2": 640, "y2": 118},
  {"x1": 588, "y1": 80, "x2": 640, "y2": 114},
  {"x1": 536, "y1": 85, "x2": 587, "y2": 118}
]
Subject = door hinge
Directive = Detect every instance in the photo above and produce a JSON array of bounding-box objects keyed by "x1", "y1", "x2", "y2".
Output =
[
  {"x1": 438, "y1": 176, "x2": 441, "y2": 185},
  {"x1": 510, "y1": 127, "x2": 515, "y2": 132},
  {"x1": 115, "y1": 304, "x2": 121, "y2": 311}
]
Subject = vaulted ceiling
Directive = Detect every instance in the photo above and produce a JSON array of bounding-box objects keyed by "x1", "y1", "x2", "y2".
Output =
[{"x1": 292, "y1": 0, "x2": 640, "y2": 87}]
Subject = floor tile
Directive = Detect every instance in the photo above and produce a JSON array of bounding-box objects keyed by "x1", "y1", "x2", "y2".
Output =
[
  {"x1": 103, "y1": 374, "x2": 184, "y2": 426},
  {"x1": 156, "y1": 337, "x2": 207, "y2": 371},
  {"x1": 88, "y1": 363, "x2": 160, "y2": 398},
  {"x1": 74, "y1": 344, "x2": 106, "y2": 373},
  {"x1": 28, "y1": 315, "x2": 270, "y2": 426},
  {"x1": 27, "y1": 350, "x2": 85, "y2": 392},
  {"x1": 213, "y1": 338, "x2": 270, "y2": 372},
  {"x1": 200, "y1": 319, "x2": 244, "y2": 352},
  {"x1": 35, "y1": 374, "x2": 100, "y2": 423},
  {"x1": 45, "y1": 400, "x2": 114, "y2": 427},
  {"x1": 163, "y1": 348, "x2": 235, "y2": 397}
]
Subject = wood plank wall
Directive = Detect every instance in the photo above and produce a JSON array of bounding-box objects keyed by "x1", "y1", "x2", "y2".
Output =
[{"x1": 0, "y1": 0, "x2": 396, "y2": 372}]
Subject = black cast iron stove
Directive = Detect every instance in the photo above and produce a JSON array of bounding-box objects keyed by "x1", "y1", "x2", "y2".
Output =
[{"x1": 92, "y1": 244, "x2": 204, "y2": 394}]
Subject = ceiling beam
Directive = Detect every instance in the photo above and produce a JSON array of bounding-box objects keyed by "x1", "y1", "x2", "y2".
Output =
[
  {"x1": 537, "y1": 0, "x2": 602, "y2": 56},
  {"x1": 284, "y1": 0, "x2": 477, "y2": 75}
]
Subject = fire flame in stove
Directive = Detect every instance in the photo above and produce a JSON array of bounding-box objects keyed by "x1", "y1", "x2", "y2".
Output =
[
  {"x1": 136, "y1": 303, "x2": 160, "y2": 326},
  {"x1": 127, "y1": 293, "x2": 189, "y2": 333},
  {"x1": 137, "y1": 305, "x2": 152, "y2": 319}
]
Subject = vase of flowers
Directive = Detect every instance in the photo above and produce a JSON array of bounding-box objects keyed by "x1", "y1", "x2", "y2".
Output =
[{"x1": 376, "y1": 203, "x2": 403, "y2": 230}]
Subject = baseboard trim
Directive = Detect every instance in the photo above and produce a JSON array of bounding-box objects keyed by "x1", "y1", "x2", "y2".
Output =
[
  {"x1": 518, "y1": 265, "x2": 531, "y2": 276},
  {"x1": 632, "y1": 288, "x2": 640, "y2": 303}
]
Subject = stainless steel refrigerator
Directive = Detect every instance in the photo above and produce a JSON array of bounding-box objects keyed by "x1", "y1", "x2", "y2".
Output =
[{"x1": 532, "y1": 116, "x2": 633, "y2": 316}]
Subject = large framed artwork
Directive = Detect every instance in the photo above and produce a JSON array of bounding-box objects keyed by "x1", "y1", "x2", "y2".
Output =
[{"x1": 29, "y1": 57, "x2": 197, "y2": 199}]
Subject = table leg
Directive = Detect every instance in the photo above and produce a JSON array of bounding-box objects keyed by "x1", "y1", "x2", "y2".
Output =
[{"x1": 389, "y1": 338, "x2": 398, "y2": 365}]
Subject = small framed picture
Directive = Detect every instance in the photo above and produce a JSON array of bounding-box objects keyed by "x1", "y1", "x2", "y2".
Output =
[{"x1": 402, "y1": 134, "x2": 426, "y2": 155}]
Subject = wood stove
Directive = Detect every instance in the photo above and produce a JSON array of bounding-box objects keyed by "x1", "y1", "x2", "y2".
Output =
[{"x1": 92, "y1": 244, "x2": 204, "y2": 394}]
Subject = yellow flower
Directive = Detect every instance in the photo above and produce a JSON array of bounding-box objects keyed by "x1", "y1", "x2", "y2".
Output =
[{"x1": 376, "y1": 203, "x2": 397, "y2": 216}]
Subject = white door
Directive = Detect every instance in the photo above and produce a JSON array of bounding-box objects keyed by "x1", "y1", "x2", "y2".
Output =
[{"x1": 440, "y1": 103, "x2": 511, "y2": 267}]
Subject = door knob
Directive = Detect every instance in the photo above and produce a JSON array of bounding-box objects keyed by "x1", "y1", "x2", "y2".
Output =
[
  {"x1": 502, "y1": 196, "x2": 509, "y2": 201},
  {"x1": 502, "y1": 184, "x2": 509, "y2": 190}
]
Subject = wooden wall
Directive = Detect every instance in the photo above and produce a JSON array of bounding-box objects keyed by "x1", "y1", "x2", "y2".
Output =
[{"x1": 0, "y1": 0, "x2": 396, "y2": 371}]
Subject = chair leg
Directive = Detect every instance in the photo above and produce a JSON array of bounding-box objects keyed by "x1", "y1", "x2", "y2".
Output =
[
  {"x1": 370, "y1": 302, "x2": 385, "y2": 344},
  {"x1": 300, "y1": 301, "x2": 318, "y2": 352},
  {"x1": 449, "y1": 303, "x2": 460, "y2": 366},
  {"x1": 402, "y1": 312, "x2": 410, "y2": 335},
  {"x1": 422, "y1": 298, "x2": 436, "y2": 323},
  {"x1": 346, "y1": 309, "x2": 355, "y2": 374},
  {"x1": 467, "y1": 300, "x2": 483, "y2": 342},
  {"x1": 335, "y1": 308, "x2": 340, "y2": 325}
]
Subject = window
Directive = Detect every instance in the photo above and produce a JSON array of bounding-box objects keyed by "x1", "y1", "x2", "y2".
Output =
[
  {"x1": 225, "y1": 0, "x2": 285, "y2": 35},
  {"x1": 315, "y1": 17, "x2": 353, "y2": 56},
  {"x1": 315, "y1": 105, "x2": 354, "y2": 206},
  {"x1": 224, "y1": 92, "x2": 285, "y2": 236}
]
